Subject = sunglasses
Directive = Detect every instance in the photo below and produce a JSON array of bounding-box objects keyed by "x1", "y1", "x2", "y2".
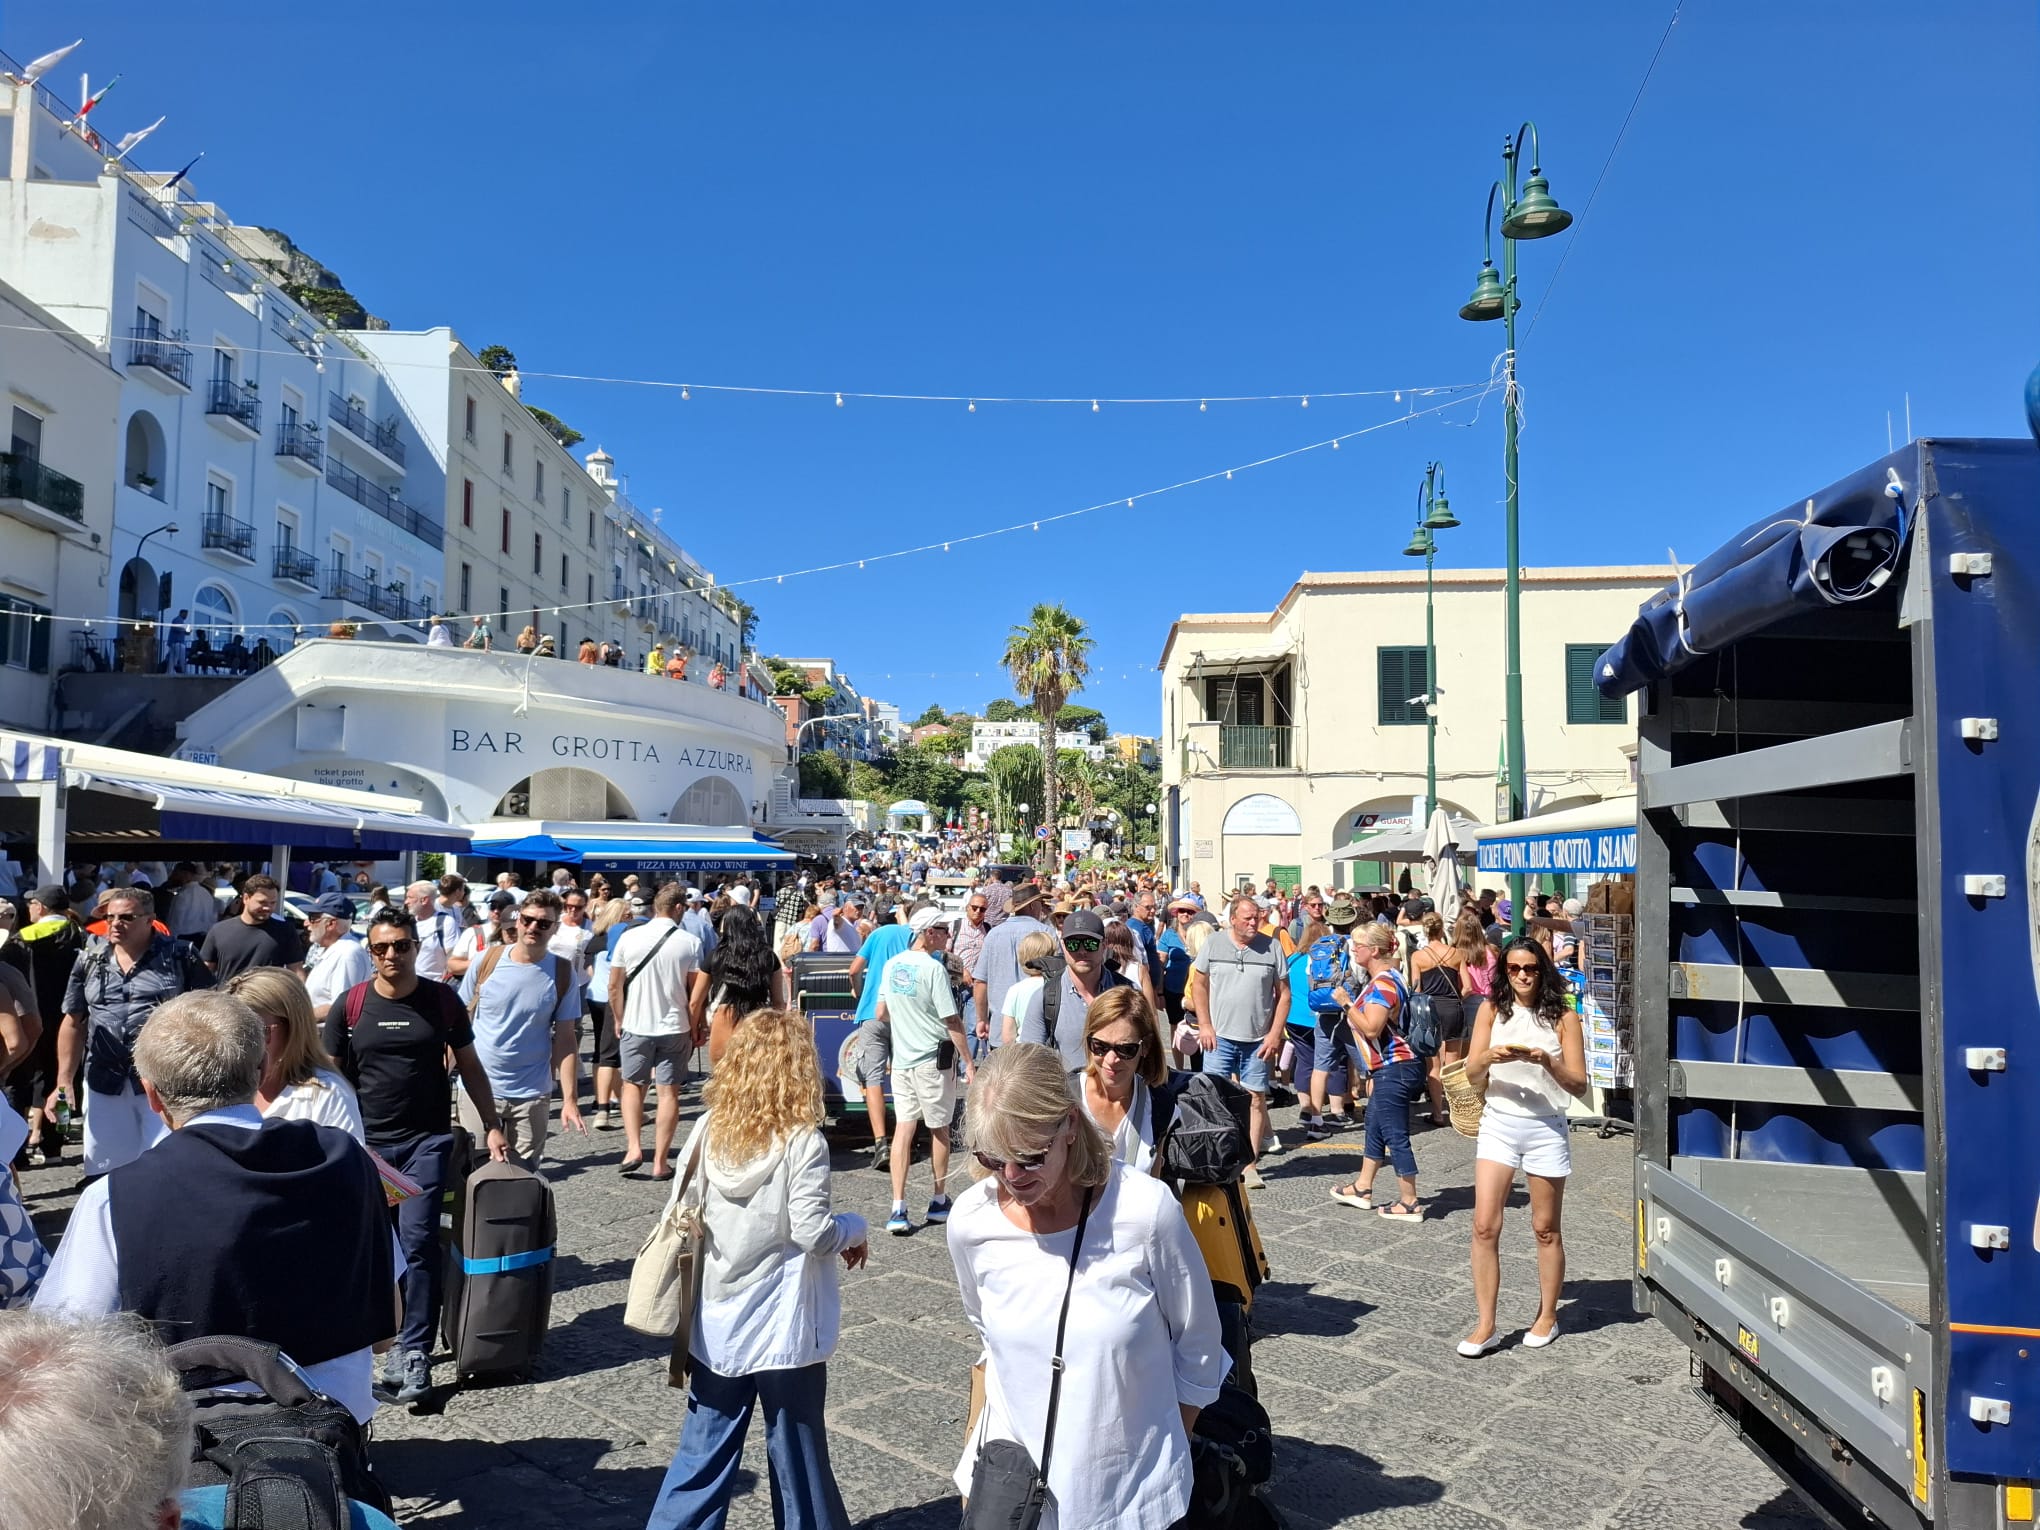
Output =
[
  {"x1": 1063, "y1": 936, "x2": 1101, "y2": 953},
  {"x1": 518, "y1": 915, "x2": 558, "y2": 932},
  {"x1": 564, "y1": 901, "x2": 585, "y2": 911},
  {"x1": 1087, "y1": 1036, "x2": 1143, "y2": 1061},
  {"x1": 974, "y1": 1144, "x2": 1056, "y2": 1175},
  {"x1": 1506, "y1": 960, "x2": 1541, "y2": 974},
  {"x1": 105, "y1": 912, "x2": 140, "y2": 924},
  {"x1": 370, "y1": 938, "x2": 417, "y2": 956}
]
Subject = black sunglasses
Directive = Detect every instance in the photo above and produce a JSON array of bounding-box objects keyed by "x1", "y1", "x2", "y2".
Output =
[
  {"x1": 370, "y1": 938, "x2": 417, "y2": 956},
  {"x1": 1087, "y1": 1036, "x2": 1142, "y2": 1061},
  {"x1": 1063, "y1": 936, "x2": 1102, "y2": 953}
]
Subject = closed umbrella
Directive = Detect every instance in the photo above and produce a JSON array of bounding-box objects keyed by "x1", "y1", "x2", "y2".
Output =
[{"x1": 1422, "y1": 807, "x2": 1466, "y2": 928}]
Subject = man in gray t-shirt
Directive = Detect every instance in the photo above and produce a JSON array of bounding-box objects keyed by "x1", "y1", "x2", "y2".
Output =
[
  {"x1": 970, "y1": 883, "x2": 1052, "y2": 1050},
  {"x1": 1192, "y1": 892, "x2": 1290, "y2": 1165}
]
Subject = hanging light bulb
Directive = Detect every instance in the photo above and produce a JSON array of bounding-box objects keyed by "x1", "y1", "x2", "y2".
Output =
[
  {"x1": 967, "y1": 399, "x2": 976, "y2": 413},
  {"x1": 858, "y1": 560, "x2": 864, "y2": 569},
  {"x1": 1332, "y1": 439, "x2": 1340, "y2": 450},
  {"x1": 1225, "y1": 470, "x2": 1233, "y2": 480},
  {"x1": 1032, "y1": 522, "x2": 1040, "y2": 532},
  {"x1": 1091, "y1": 400, "x2": 1099, "y2": 413},
  {"x1": 1199, "y1": 400, "x2": 1207, "y2": 412},
  {"x1": 835, "y1": 392, "x2": 844, "y2": 407},
  {"x1": 1301, "y1": 396, "x2": 1310, "y2": 408},
  {"x1": 315, "y1": 359, "x2": 324, "y2": 373},
  {"x1": 943, "y1": 542, "x2": 950, "y2": 552},
  {"x1": 1126, "y1": 498, "x2": 1134, "y2": 508},
  {"x1": 1394, "y1": 390, "x2": 1402, "y2": 403},
  {"x1": 776, "y1": 575, "x2": 783, "y2": 584},
  {"x1": 681, "y1": 386, "x2": 690, "y2": 401}
]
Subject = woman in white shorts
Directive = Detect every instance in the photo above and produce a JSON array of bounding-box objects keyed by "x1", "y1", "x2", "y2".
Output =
[{"x1": 1459, "y1": 936, "x2": 1587, "y2": 1358}]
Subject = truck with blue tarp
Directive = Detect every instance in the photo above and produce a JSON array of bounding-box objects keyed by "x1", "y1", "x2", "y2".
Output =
[{"x1": 1597, "y1": 437, "x2": 2039, "y2": 1528}]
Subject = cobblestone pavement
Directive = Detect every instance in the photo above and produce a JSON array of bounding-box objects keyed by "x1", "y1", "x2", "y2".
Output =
[{"x1": 22, "y1": 1082, "x2": 1824, "y2": 1530}]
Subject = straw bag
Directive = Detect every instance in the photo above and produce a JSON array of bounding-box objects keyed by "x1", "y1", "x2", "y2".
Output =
[
  {"x1": 624, "y1": 1126, "x2": 708, "y2": 1385},
  {"x1": 1440, "y1": 1059, "x2": 1486, "y2": 1138}
]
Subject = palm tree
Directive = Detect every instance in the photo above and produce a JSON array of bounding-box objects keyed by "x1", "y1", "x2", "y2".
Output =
[{"x1": 1001, "y1": 603, "x2": 1093, "y2": 871}]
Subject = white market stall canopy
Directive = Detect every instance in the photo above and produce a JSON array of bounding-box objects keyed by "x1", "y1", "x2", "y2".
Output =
[
  {"x1": 1473, "y1": 796, "x2": 1638, "y2": 875},
  {"x1": 885, "y1": 800, "x2": 930, "y2": 819},
  {"x1": 1323, "y1": 814, "x2": 1484, "y2": 864}
]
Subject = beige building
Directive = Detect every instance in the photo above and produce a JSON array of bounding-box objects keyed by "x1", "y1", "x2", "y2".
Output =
[{"x1": 1158, "y1": 565, "x2": 1672, "y2": 894}]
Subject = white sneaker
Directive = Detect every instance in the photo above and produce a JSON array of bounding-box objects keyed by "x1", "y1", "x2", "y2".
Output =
[{"x1": 1261, "y1": 1131, "x2": 1285, "y2": 1156}]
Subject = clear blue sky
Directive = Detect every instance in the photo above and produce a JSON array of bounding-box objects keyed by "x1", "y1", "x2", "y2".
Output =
[{"x1": 9, "y1": 2, "x2": 2035, "y2": 735}]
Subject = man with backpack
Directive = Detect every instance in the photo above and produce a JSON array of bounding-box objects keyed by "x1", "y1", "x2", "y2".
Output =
[
  {"x1": 1192, "y1": 893, "x2": 1290, "y2": 1185},
  {"x1": 1014, "y1": 907, "x2": 1129, "y2": 1073},
  {"x1": 457, "y1": 888, "x2": 585, "y2": 1168},
  {"x1": 322, "y1": 911, "x2": 508, "y2": 1406}
]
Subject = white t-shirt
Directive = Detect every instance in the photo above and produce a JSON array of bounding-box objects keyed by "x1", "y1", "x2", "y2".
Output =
[
  {"x1": 875, "y1": 948, "x2": 958, "y2": 1068},
  {"x1": 414, "y1": 907, "x2": 463, "y2": 980},
  {"x1": 999, "y1": 975, "x2": 1046, "y2": 1048},
  {"x1": 548, "y1": 922, "x2": 594, "y2": 970},
  {"x1": 451, "y1": 925, "x2": 502, "y2": 971},
  {"x1": 304, "y1": 937, "x2": 373, "y2": 1013},
  {"x1": 262, "y1": 1068, "x2": 366, "y2": 1144},
  {"x1": 610, "y1": 918, "x2": 704, "y2": 1038}
]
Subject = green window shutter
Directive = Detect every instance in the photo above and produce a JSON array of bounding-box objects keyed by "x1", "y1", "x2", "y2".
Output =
[
  {"x1": 1566, "y1": 643, "x2": 1624, "y2": 724},
  {"x1": 1377, "y1": 646, "x2": 1427, "y2": 726}
]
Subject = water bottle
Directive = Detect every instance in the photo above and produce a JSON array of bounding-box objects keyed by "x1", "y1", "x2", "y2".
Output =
[{"x1": 52, "y1": 1092, "x2": 72, "y2": 1138}]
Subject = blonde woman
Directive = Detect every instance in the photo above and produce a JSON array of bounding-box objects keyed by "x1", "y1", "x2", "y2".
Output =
[
  {"x1": 948, "y1": 1043, "x2": 1225, "y2": 1529},
  {"x1": 1172, "y1": 918, "x2": 1217, "y2": 1064},
  {"x1": 227, "y1": 966, "x2": 364, "y2": 1143},
  {"x1": 648, "y1": 1009, "x2": 868, "y2": 1530},
  {"x1": 996, "y1": 930, "x2": 1060, "y2": 1048},
  {"x1": 586, "y1": 897, "x2": 634, "y2": 1128}
]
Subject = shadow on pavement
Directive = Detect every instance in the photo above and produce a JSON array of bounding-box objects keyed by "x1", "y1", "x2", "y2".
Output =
[
  {"x1": 1747, "y1": 1488, "x2": 1828, "y2": 1528},
  {"x1": 1266, "y1": 1434, "x2": 1446, "y2": 1522},
  {"x1": 376, "y1": 1433, "x2": 711, "y2": 1528},
  {"x1": 856, "y1": 1499, "x2": 964, "y2": 1530},
  {"x1": 1559, "y1": 1277, "x2": 1649, "y2": 1333},
  {"x1": 1251, "y1": 1279, "x2": 1375, "y2": 1338}
]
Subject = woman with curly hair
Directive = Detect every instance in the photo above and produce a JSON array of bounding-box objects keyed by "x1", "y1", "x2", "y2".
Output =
[
  {"x1": 1459, "y1": 935, "x2": 1587, "y2": 1358},
  {"x1": 646, "y1": 1008, "x2": 869, "y2": 1530}
]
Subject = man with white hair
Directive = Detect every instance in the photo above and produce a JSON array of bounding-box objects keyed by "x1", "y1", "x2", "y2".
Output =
[
  {"x1": 404, "y1": 880, "x2": 460, "y2": 981},
  {"x1": 36, "y1": 989, "x2": 396, "y2": 1424}
]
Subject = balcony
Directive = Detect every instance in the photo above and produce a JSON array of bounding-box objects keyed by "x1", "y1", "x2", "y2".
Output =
[
  {"x1": 201, "y1": 510, "x2": 257, "y2": 563},
  {"x1": 326, "y1": 567, "x2": 427, "y2": 624},
  {"x1": 273, "y1": 545, "x2": 320, "y2": 588},
  {"x1": 275, "y1": 420, "x2": 323, "y2": 475},
  {"x1": 0, "y1": 453, "x2": 87, "y2": 533},
  {"x1": 1218, "y1": 725, "x2": 1293, "y2": 770},
  {"x1": 206, "y1": 378, "x2": 262, "y2": 440},
  {"x1": 323, "y1": 460, "x2": 444, "y2": 550},
  {"x1": 126, "y1": 328, "x2": 193, "y2": 392},
  {"x1": 326, "y1": 396, "x2": 406, "y2": 469}
]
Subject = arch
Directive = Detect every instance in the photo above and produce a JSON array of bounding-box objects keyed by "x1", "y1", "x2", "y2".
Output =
[
  {"x1": 116, "y1": 557, "x2": 159, "y2": 623},
  {"x1": 493, "y1": 767, "x2": 635, "y2": 822},
  {"x1": 671, "y1": 775, "x2": 748, "y2": 827},
  {"x1": 265, "y1": 605, "x2": 300, "y2": 635},
  {"x1": 123, "y1": 410, "x2": 167, "y2": 493},
  {"x1": 1221, "y1": 793, "x2": 1300, "y2": 836},
  {"x1": 191, "y1": 581, "x2": 236, "y2": 639}
]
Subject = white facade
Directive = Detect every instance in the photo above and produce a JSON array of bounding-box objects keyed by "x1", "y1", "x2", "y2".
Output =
[
  {"x1": 0, "y1": 277, "x2": 120, "y2": 726},
  {"x1": 0, "y1": 77, "x2": 443, "y2": 656},
  {"x1": 965, "y1": 718, "x2": 1106, "y2": 771}
]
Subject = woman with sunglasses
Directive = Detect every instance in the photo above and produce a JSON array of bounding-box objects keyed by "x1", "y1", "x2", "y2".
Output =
[
  {"x1": 1077, "y1": 985, "x2": 1173, "y2": 1172},
  {"x1": 948, "y1": 1043, "x2": 1226, "y2": 1530},
  {"x1": 228, "y1": 965, "x2": 363, "y2": 1143},
  {"x1": 1459, "y1": 936, "x2": 1588, "y2": 1357},
  {"x1": 1328, "y1": 922, "x2": 1425, "y2": 1218}
]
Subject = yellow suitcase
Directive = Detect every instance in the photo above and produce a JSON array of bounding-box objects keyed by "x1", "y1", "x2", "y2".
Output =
[{"x1": 1180, "y1": 1180, "x2": 1271, "y2": 1309}]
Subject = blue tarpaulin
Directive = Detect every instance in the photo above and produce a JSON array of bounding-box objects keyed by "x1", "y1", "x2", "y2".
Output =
[{"x1": 1595, "y1": 449, "x2": 1912, "y2": 698}]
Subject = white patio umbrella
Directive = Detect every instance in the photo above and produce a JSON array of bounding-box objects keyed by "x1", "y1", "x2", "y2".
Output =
[{"x1": 1422, "y1": 806, "x2": 1466, "y2": 927}]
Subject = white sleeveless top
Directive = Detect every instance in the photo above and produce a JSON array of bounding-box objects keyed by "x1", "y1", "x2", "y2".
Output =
[{"x1": 1486, "y1": 1002, "x2": 1573, "y2": 1119}]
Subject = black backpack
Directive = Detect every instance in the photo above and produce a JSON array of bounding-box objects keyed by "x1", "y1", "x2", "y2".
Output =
[
  {"x1": 170, "y1": 1335, "x2": 392, "y2": 1527},
  {"x1": 1152, "y1": 1071, "x2": 1254, "y2": 1185}
]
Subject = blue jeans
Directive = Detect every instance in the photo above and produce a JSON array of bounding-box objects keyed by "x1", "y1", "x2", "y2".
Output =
[
  {"x1": 1361, "y1": 1058, "x2": 1425, "y2": 1180},
  {"x1": 381, "y1": 1132, "x2": 456, "y2": 1355},
  {"x1": 645, "y1": 1361, "x2": 847, "y2": 1530},
  {"x1": 1203, "y1": 1034, "x2": 1271, "y2": 1093}
]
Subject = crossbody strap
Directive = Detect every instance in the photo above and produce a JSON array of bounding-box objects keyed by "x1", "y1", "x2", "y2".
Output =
[
  {"x1": 1038, "y1": 1185, "x2": 1096, "y2": 1480},
  {"x1": 625, "y1": 924, "x2": 680, "y2": 988}
]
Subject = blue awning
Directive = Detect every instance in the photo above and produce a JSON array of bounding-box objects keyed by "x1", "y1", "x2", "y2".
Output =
[
  {"x1": 467, "y1": 831, "x2": 793, "y2": 872},
  {"x1": 1473, "y1": 798, "x2": 1637, "y2": 875},
  {"x1": 75, "y1": 773, "x2": 471, "y2": 852},
  {"x1": 466, "y1": 833, "x2": 583, "y2": 863}
]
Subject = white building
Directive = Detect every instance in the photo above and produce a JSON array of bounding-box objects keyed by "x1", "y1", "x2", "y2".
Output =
[
  {"x1": 0, "y1": 276, "x2": 120, "y2": 726},
  {"x1": 0, "y1": 73, "x2": 444, "y2": 656},
  {"x1": 965, "y1": 718, "x2": 1106, "y2": 771}
]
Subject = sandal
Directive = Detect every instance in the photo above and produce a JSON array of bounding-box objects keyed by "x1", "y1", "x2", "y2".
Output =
[
  {"x1": 617, "y1": 1158, "x2": 644, "y2": 1176},
  {"x1": 1328, "y1": 1181, "x2": 1374, "y2": 1210},
  {"x1": 1377, "y1": 1200, "x2": 1423, "y2": 1219}
]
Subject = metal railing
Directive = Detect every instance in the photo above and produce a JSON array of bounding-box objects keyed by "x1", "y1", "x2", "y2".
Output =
[
  {"x1": 126, "y1": 328, "x2": 192, "y2": 387},
  {"x1": 273, "y1": 546, "x2": 319, "y2": 584},
  {"x1": 326, "y1": 395, "x2": 406, "y2": 465},
  {"x1": 201, "y1": 511, "x2": 257, "y2": 559},
  {"x1": 1217, "y1": 725, "x2": 1294, "y2": 769},
  {"x1": 326, "y1": 567, "x2": 427, "y2": 623},
  {"x1": 275, "y1": 420, "x2": 323, "y2": 469},
  {"x1": 0, "y1": 454, "x2": 86, "y2": 523},
  {"x1": 323, "y1": 460, "x2": 444, "y2": 549},
  {"x1": 206, "y1": 378, "x2": 262, "y2": 432}
]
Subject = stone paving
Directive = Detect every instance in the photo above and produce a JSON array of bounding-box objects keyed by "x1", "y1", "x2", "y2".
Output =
[{"x1": 21, "y1": 1082, "x2": 1826, "y2": 1530}]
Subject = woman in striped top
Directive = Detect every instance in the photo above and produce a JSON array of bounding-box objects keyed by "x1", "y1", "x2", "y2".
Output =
[{"x1": 1329, "y1": 922, "x2": 1427, "y2": 1218}]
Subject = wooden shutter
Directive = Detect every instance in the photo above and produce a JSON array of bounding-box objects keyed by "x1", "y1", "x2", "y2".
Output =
[
  {"x1": 1377, "y1": 646, "x2": 1428, "y2": 726},
  {"x1": 1566, "y1": 644, "x2": 1624, "y2": 724}
]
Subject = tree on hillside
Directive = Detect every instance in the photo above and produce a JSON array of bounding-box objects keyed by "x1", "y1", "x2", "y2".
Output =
[
  {"x1": 984, "y1": 697, "x2": 1021, "y2": 722},
  {"x1": 1056, "y1": 703, "x2": 1107, "y2": 743},
  {"x1": 1001, "y1": 604, "x2": 1093, "y2": 870},
  {"x1": 913, "y1": 702, "x2": 949, "y2": 726}
]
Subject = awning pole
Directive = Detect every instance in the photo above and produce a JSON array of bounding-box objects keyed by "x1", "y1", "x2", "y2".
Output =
[
  {"x1": 34, "y1": 781, "x2": 62, "y2": 890},
  {"x1": 272, "y1": 844, "x2": 291, "y2": 889}
]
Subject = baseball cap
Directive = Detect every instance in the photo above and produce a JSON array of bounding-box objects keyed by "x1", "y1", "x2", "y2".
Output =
[
  {"x1": 684, "y1": 887, "x2": 704, "y2": 903},
  {"x1": 908, "y1": 905, "x2": 945, "y2": 934},
  {"x1": 487, "y1": 890, "x2": 518, "y2": 911},
  {"x1": 29, "y1": 883, "x2": 68, "y2": 911},
  {"x1": 308, "y1": 892, "x2": 355, "y2": 920},
  {"x1": 1063, "y1": 909, "x2": 1107, "y2": 943}
]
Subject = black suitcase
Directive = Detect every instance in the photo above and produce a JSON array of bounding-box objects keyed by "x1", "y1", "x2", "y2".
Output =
[{"x1": 441, "y1": 1158, "x2": 554, "y2": 1383}]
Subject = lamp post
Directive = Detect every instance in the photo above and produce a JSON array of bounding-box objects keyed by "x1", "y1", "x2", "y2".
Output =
[
  {"x1": 1458, "y1": 122, "x2": 1571, "y2": 936},
  {"x1": 1402, "y1": 464, "x2": 1459, "y2": 819}
]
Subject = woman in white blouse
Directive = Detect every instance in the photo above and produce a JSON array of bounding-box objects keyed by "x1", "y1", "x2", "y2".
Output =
[
  {"x1": 226, "y1": 967, "x2": 364, "y2": 1144},
  {"x1": 949, "y1": 1043, "x2": 1226, "y2": 1530},
  {"x1": 1077, "y1": 986, "x2": 1173, "y2": 1173}
]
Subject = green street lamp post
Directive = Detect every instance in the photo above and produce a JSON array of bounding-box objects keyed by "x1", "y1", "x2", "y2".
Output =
[
  {"x1": 1458, "y1": 121, "x2": 1571, "y2": 936},
  {"x1": 1402, "y1": 463, "x2": 1460, "y2": 819}
]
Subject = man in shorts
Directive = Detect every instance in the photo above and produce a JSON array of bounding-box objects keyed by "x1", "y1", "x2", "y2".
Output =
[
  {"x1": 1193, "y1": 891, "x2": 1290, "y2": 1181},
  {"x1": 879, "y1": 907, "x2": 972, "y2": 1235},
  {"x1": 610, "y1": 883, "x2": 705, "y2": 1178}
]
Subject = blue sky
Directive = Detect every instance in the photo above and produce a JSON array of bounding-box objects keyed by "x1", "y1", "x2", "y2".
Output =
[{"x1": 8, "y1": 2, "x2": 2035, "y2": 735}]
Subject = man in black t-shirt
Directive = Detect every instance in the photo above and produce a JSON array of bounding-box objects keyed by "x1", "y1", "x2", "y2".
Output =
[
  {"x1": 199, "y1": 875, "x2": 307, "y2": 981},
  {"x1": 321, "y1": 911, "x2": 506, "y2": 1405}
]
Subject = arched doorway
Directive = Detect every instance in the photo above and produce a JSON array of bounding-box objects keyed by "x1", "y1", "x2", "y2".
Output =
[
  {"x1": 671, "y1": 776, "x2": 748, "y2": 827},
  {"x1": 123, "y1": 410, "x2": 167, "y2": 494},
  {"x1": 493, "y1": 767, "x2": 635, "y2": 822},
  {"x1": 116, "y1": 557, "x2": 162, "y2": 673}
]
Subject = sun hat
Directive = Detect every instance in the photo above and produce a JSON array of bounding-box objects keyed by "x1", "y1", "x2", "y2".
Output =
[{"x1": 1324, "y1": 894, "x2": 1364, "y2": 929}]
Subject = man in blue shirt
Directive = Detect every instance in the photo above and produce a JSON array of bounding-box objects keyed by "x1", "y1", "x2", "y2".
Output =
[
  {"x1": 458, "y1": 888, "x2": 584, "y2": 1167},
  {"x1": 681, "y1": 887, "x2": 719, "y2": 959}
]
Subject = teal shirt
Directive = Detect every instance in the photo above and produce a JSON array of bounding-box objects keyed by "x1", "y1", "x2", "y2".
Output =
[{"x1": 853, "y1": 924, "x2": 915, "y2": 1022}]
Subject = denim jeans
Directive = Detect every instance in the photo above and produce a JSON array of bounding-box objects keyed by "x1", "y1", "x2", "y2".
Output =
[
  {"x1": 645, "y1": 1361, "x2": 847, "y2": 1530},
  {"x1": 381, "y1": 1131, "x2": 456, "y2": 1355},
  {"x1": 1361, "y1": 1058, "x2": 1425, "y2": 1179},
  {"x1": 1203, "y1": 1033, "x2": 1271, "y2": 1093}
]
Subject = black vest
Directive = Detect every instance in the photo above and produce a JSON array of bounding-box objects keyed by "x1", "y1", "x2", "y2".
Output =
[{"x1": 108, "y1": 1116, "x2": 395, "y2": 1367}]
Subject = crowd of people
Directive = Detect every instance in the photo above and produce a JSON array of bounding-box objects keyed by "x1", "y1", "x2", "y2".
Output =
[{"x1": 0, "y1": 836, "x2": 1599, "y2": 1528}]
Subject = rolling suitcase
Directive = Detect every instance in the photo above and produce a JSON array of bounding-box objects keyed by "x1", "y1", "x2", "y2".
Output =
[
  {"x1": 442, "y1": 1159, "x2": 554, "y2": 1383},
  {"x1": 1181, "y1": 1180, "x2": 1271, "y2": 1311}
]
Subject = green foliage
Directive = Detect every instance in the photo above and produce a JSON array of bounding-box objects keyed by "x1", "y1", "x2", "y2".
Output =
[
  {"x1": 913, "y1": 702, "x2": 950, "y2": 726},
  {"x1": 1002, "y1": 603, "x2": 1093, "y2": 870},
  {"x1": 1056, "y1": 703, "x2": 1106, "y2": 743},
  {"x1": 984, "y1": 697, "x2": 1021, "y2": 722},
  {"x1": 418, "y1": 853, "x2": 445, "y2": 880},
  {"x1": 281, "y1": 281, "x2": 367, "y2": 331},
  {"x1": 525, "y1": 405, "x2": 584, "y2": 450},
  {"x1": 477, "y1": 345, "x2": 518, "y2": 377},
  {"x1": 798, "y1": 752, "x2": 848, "y2": 798},
  {"x1": 847, "y1": 759, "x2": 892, "y2": 803},
  {"x1": 801, "y1": 684, "x2": 837, "y2": 710}
]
